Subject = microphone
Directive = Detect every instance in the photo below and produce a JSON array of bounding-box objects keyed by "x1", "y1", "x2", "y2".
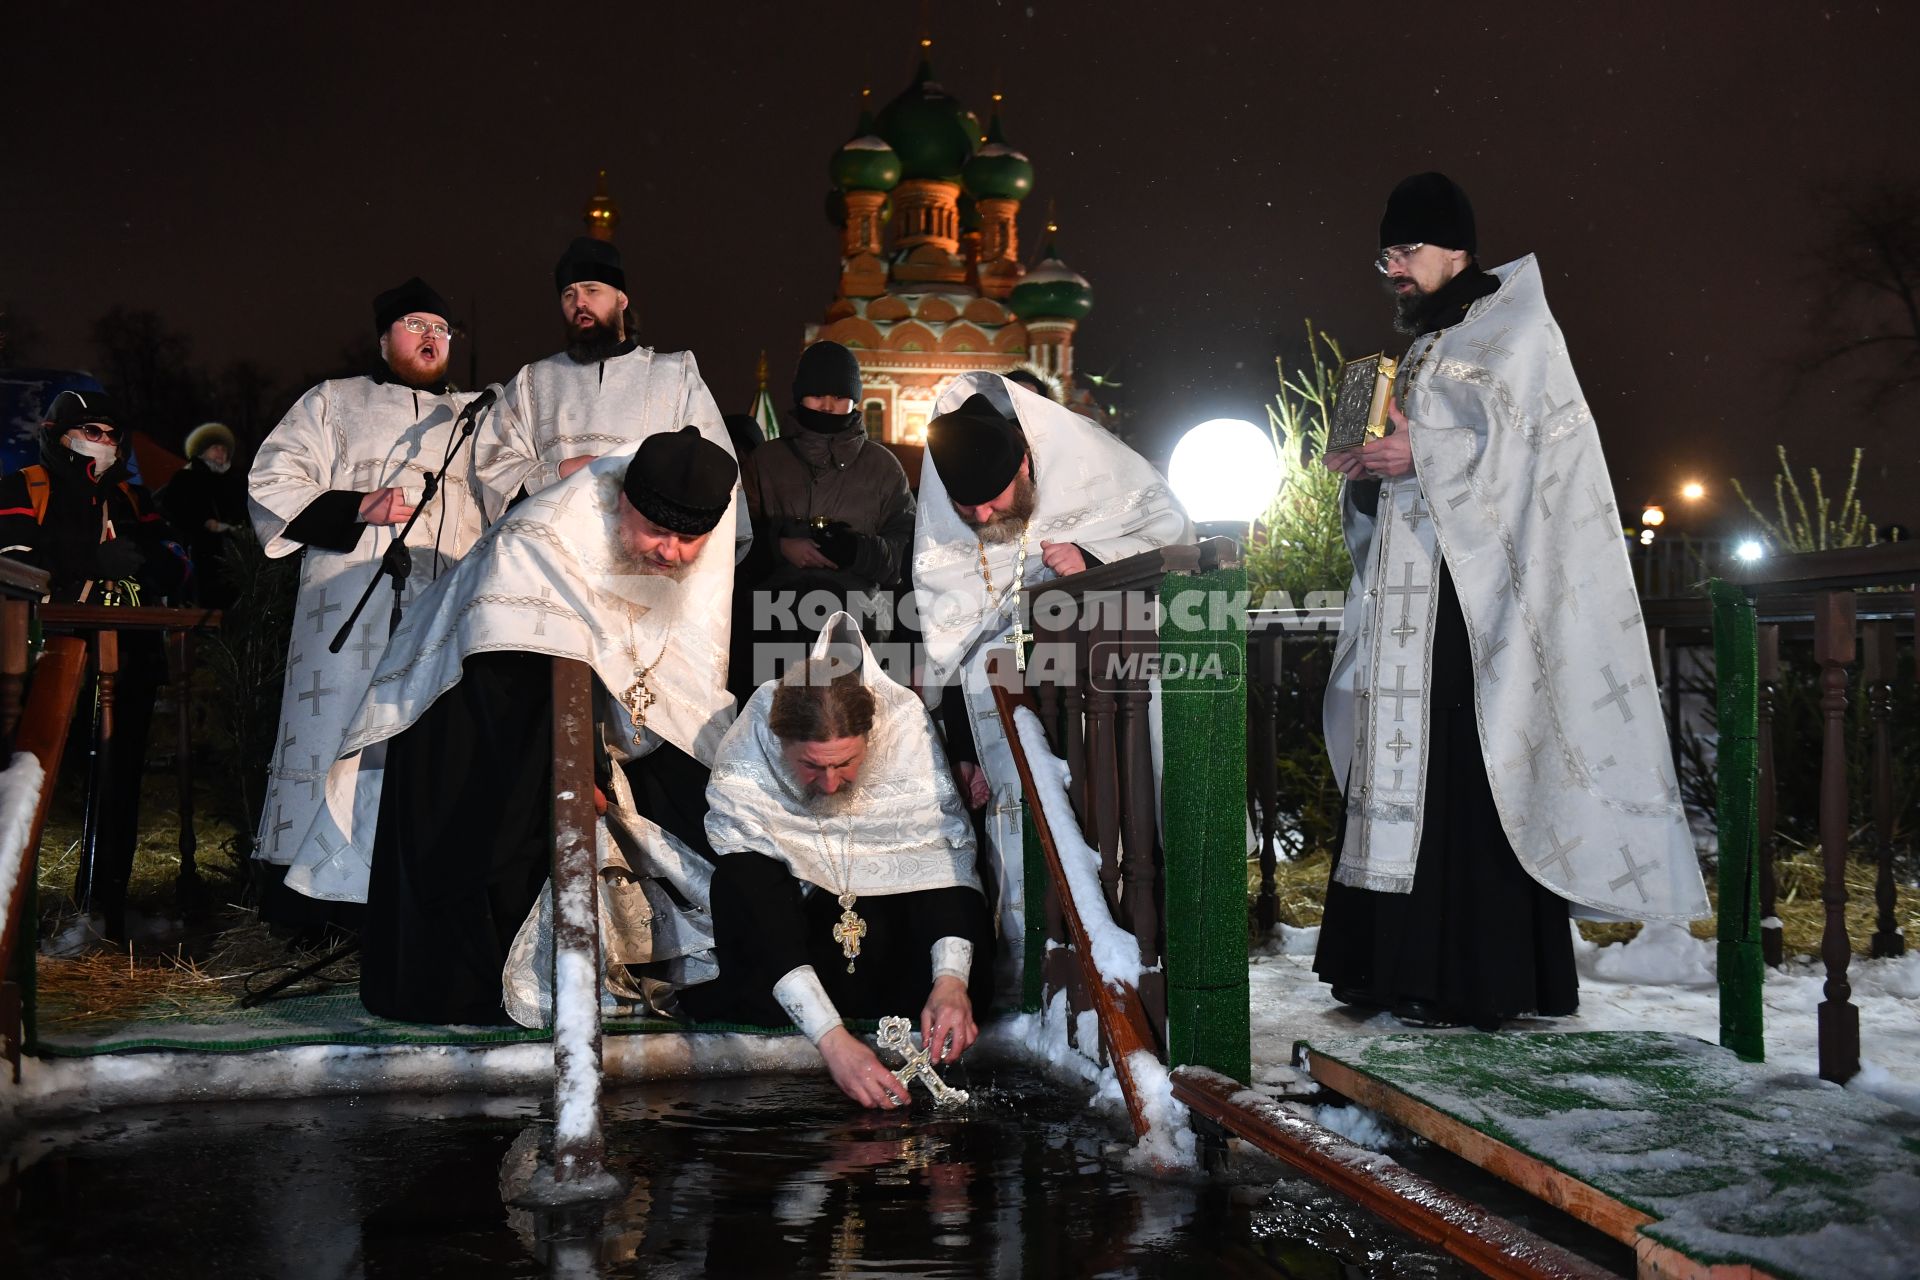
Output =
[{"x1": 457, "y1": 385, "x2": 498, "y2": 422}]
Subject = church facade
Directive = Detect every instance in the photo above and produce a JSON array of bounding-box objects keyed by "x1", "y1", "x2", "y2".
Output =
[{"x1": 806, "y1": 55, "x2": 1096, "y2": 448}]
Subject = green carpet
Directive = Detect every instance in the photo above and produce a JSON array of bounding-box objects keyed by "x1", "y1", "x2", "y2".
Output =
[
  {"x1": 30, "y1": 989, "x2": 830, "y2": 1057},
  {"x1": 1301, "y1": 1031, "x2": 1920, "y2": 1280}
]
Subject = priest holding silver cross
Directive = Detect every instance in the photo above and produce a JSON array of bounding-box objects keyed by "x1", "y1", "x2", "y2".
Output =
[
  {"x1": 682, "y1": 614, "x2": 992, "y2": 1109},
  {"x1": 1315, "y1": 173, "x2": 1708, "y2": 1030}
]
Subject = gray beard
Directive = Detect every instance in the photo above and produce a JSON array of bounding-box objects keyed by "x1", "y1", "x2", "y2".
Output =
[
  {"x1": 958, "y1": 473, "x2": 1037, "y2": 543},
  {"x1": 804, "y1": 782, "x2": 861, "y2": 817}
]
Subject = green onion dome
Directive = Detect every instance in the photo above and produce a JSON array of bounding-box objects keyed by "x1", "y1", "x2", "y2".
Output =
[
  {"x1": 830, "y1": 132, "x2": 902, "y2": 193},
  {"x1": 1010, "y1": 240, "x2": 1093, "y2": 321},
  {"x1": 962, "y1": 114, "x2": 1034, "y2": 202},
  {"x1": 873, "y1": 59, "x2": 978, "y2": 182}
]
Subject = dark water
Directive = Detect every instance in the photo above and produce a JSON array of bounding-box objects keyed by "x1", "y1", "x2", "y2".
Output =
[{"x1": 4, "y1": 1067, "x2": 1471, "y2": 1278}]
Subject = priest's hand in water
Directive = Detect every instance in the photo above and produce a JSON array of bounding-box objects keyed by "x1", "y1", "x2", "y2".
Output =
[
  {"x1": 1040, "y1": 540, "x2": 1087, "y2": 576},
  {"x1": 357, "y1": 487, "x2": 417, "y2": 526},
  {"x1": 818, "y1": 1026, "x2": 913, "y2": 1109},
  {"x1": 955, "y1": 761, "x2": 990, "y2": 810},
  {"x1": 921, "y1": 976, "x2": 978, "y2": 1065},
  {"x1": 555, "y1": 454, "x2": 598, "y2": 480}
]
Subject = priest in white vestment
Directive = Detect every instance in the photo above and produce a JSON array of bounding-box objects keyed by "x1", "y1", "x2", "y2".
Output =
[
  {"x1": 283, "y1": 428, "x2": 739, "y2": 1024},
  {"x1": 682, "y1": 613, "x2": 991, "y2": 1109},
  {"x1": 467, "y1": 236, "x2": 749, "y2": 557},
  {"x1": 249, "y1": 277, "x2": 488, "y2": 881},
  {"x1": 1316, "y1": 173, "x2": 1708, "y2": 1030},
  {"x1": 912, "y1": 373, "x2": 1193, "y2": 970}
]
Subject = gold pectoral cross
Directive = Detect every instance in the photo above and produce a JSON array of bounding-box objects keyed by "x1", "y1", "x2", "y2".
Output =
[
  {"x1": 622, "y1": 678, "x2": 656, "y2": 731},
  {"x1": 832, "y1": 893, "x2": 867, "y2": 973}
]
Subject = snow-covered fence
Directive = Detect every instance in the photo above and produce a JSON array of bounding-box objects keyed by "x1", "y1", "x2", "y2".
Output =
[{"x1": 1009, "y1": 538, "x2": 1250, "y2": 1084}]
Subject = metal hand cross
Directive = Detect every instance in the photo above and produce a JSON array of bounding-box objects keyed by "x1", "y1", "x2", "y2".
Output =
[{"x1": 875, "y1": 1016, "x2": 971, "y2": 1108}]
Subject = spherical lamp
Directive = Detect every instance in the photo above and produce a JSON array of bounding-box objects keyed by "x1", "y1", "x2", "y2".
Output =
[{"x1": 1168, "y1": 418, "x2": 1281, "y2": 539}]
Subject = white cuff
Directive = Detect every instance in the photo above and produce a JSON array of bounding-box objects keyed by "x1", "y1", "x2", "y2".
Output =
[
  {"x1": 773, "y1": 965, "x2": 844, "y2": 1044},
  {"x1": 929, "y1": 936, "x2": 973, "y2": 985}
]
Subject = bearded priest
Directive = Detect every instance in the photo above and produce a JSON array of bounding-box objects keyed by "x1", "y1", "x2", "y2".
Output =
[
  {"x1": 248, "y1": 278, "x2": 489, "y2": 891},
  {"x1": 682, "y1": 613, "x2": 992, "y2": 1110},
  {"x1": 913, "y1": 374, "x2": 1193, "y2": 970},
  {"x1": 284, "y1": 427, "x2": 740, "y2": 1025},
  {"x1": 468, "y1": 236, "x2": 748, "y2": 558},
  {"x1": 1315, "y1": 173, "x2": 1709, "y2": 1031}
]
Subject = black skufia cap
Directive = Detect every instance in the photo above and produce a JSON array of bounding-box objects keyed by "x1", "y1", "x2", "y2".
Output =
[
  {"x1": 1379, "y1": 172, "x2": 1477, "y2": 255},
  {"x1": 928, "y1": 393, "x2": 1027, "y2": 506},
  {"x1": 555, "y1": 237, "x2": 626, "y2": 293},
  {"x1": 46, "y1": 389, "x2": 120, "y2": 433},
  {"x1": 792, "y1": 341, "x2": 863, "y2": 404},
  {"x1": 373, "y1": 276, "x2": 452, "y2": 336},
  {"x1": 621, "y1": 426, "x2": 738, "y2": 536}
]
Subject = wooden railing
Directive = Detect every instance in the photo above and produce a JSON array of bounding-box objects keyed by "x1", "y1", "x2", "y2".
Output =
[
  {"x1": 999, "y1": 537, "x2": 1249, "y2": 1091},
  {"x1": 1247, "y1": 607, "x2": 1341, "y2": 932},
  {"x1": 1717, "y1": 542, "x2": 1920, "y2": 1083},
  {"x1": 37, "y1": 604, "x2": 222, "y2": 901}
]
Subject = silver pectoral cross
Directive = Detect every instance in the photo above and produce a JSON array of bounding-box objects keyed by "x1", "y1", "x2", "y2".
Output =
[{"x1": 874, "y1": 1016, "x2": 971, "y2": 1108}]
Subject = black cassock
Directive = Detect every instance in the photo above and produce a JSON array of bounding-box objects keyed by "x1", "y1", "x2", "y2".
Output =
[
  {"x1": 679, "y1": 851, "x2": 995, "y2": 1029},
  {"x1": 359, "y1": 651, "x2": 715, "y2": 1025},
  {"x1": 1313, "y1": 562, "x2": 1579, "y2": 1026}
]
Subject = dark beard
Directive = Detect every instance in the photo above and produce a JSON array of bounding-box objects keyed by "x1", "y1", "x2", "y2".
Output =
[
  {"x1": 565, "y1": 318, "x2": 627, "y2": 363},
  {"x1": 1385, "y1": 275, "x2": 1436, "y2": 336}
]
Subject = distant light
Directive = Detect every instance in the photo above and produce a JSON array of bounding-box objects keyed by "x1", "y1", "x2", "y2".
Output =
[
  {"x1": 1638, "y1": 528, "x2": 1657, "y2": 546},
  {"x1": 1641, "y1": 504, "x2": 1666, "y2": 527},
  {"x1": 1680, "y1": 481, "x2": 1706, "y2": 501},
  {"x1": 1736, "y1": 540, "x2": 1765, "y2": 563},
  {"x1": 1169, "y1": 418, "x2": 1280, "y2": 524}
]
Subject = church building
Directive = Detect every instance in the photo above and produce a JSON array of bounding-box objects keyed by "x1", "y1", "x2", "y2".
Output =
[{"x1": 807, "y1": 50, "x2": 1095, "y2": 448}]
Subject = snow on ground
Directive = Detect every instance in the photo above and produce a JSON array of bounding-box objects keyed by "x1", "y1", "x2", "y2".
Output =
[{"x1": 1249, "y1": 919, "x2": 1920, "y2": 1119}]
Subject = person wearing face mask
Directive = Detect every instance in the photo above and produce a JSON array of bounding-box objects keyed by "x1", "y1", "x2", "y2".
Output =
[
  {"x1": 468, "y1": 237, "x2": 748, "y2": 563},
  {"x1": 734, "y1": 341, "x2": 915, "y2": 689},
  {"x1": 0, "y1": 389, "x2": 189, "y2": 945},
  {"x1": 157, "y1": 421, "x2": 247, "y2": 607}
]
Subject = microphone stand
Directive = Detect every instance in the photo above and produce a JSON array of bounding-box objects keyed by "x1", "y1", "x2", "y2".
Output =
[
  {"x1": 329, "y1": 398, "x2": 485, "y2": 654},
  {"x1": 247, "y1": 397, "x2": 490, "y2": 1009}
]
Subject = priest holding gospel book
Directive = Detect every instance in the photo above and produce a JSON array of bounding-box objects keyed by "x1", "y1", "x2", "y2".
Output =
[{"x1": 1315, "y1": 172, "x2": 1708, "y2": 1030}]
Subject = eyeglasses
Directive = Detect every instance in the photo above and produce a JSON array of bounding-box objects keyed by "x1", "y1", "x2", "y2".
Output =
[
  {"x1": 74, "y1": 423, "x2": 121, "y2": 442},
  {"x1": 399, "y1": 316, "x2": 453, "y2": 338},
  {"x1": 1375, "y1": 243, "x2": 1425, "y2": 274}
]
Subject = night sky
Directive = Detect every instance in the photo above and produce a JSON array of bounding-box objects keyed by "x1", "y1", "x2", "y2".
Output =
[{"x1": 6, "y1": 1, "x2": 1916, "y2": 534}]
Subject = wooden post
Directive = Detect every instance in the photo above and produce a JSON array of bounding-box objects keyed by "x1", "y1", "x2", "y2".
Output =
[
  {"x1": 1757, "y1": 624, "x2": 1783, "y2": 968},
  {"x1": 0, "y1": 599, "x2": 29, "y2": 750},
  {"x1": 1812, "y1": 590, "x2": 1859, "y2": 1085},
  {"x1": 1864, "y1": 621, "x2": 1904, "y2": 959},
  {"x1": 1, "y1": 638, "x2": 89, "y2": 1082},
  {"x1": 547, "y1": 656, "x2": 609, "y2": 1191},
  {"x1": 73, "y1": 629, "x2": 119, "y2": 917},
  {"x1": 171, "y1": 628, "x2": 201, "y2": 896},
  {"x1": 1084, "y1": 606, "x2": 1122, "y2": 917}
]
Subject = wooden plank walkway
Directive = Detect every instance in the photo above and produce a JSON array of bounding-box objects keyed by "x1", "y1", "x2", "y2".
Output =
[{"x1": 1297, "y1": 1031, "x2": 1920, "y2": 1280}]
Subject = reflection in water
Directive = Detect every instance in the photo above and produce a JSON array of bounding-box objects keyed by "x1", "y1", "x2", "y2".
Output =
[{"x1": 8, "y1": 1067, "x2": 1467, "y2": 1278}]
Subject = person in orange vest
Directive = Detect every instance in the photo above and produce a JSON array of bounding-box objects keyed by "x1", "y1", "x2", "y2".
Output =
[{"x1": 0, "y1": 390, "x2": 188, "y2": 945}]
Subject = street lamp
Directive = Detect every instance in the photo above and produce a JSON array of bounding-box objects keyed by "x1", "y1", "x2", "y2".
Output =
[
  {"x1": 1168, "y1": 418, "x2": 1281, "y2": 541},
  {"x1": 1641, "y1": 503, "x2": 1666, "y2": 528},
  {"x1": 1736, "y1": 540, "x2": 1765, "y2": 563},
  {"x1": 1680, "y1": 481, "x2": 1706, "y2": 502}
]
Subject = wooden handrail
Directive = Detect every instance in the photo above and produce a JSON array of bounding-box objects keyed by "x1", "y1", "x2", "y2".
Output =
[
  {"x1": 1725, "y1": 541, "x2": 1920, "y2": 593},
  {"x1": 992, "y1": 672, "x2": 1157, "y2": 1139},
  {"x1": 0, "y1": 637, "x2": 89, "y2": 1082}
]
